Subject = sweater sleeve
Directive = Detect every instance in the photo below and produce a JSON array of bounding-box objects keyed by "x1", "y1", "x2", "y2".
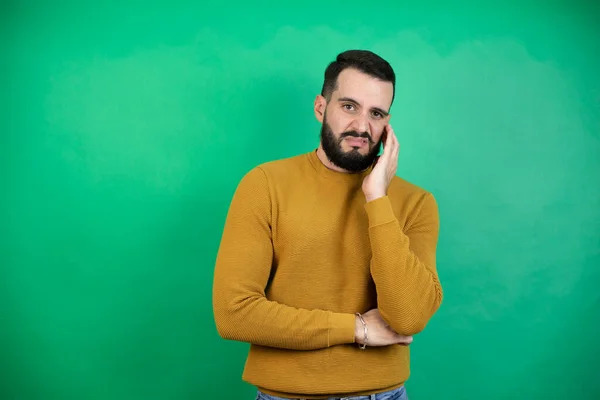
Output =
[
  {"x1": 364, "y1": 193, "x2": 443, "y2": 336},
  {"x1": 212, "y1": 167, "x2": 356, "y2": 350}
]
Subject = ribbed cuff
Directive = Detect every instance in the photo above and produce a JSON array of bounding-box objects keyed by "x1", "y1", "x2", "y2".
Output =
[
  {"x1": 327, "y1": 312, "x2": 356, "y2": 347},
  {"x1": 364, "y1": 196, "x2": 396, "y2": 227}
]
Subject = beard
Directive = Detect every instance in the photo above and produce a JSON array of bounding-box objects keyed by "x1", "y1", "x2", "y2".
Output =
[{"x1": 320, "y1": 116, "x2": 382, "y2": 173}]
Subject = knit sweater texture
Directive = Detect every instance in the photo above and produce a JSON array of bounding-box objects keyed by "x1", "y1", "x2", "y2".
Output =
[{"x1": 213, "y1": 150, "x2": 443, "y2": 398}]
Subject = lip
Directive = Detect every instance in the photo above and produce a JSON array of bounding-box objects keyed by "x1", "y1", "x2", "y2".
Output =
[{"x1": 345, "y1": 137, "x2": 367, "y2": 147}]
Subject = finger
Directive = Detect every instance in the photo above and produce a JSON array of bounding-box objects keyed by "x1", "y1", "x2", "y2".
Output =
[
  {"x1": 388, "y1": 125, "x2": 400, "y2": 159},
  {"x1": 381, "y1": 125, "x2": 393, "y2": 159},
  {"x1": 387, "y1": 124, "x2": 399, "y2": 147},
  {"x1": 382, "y1": 126, "x2": 397, "y2": 162},
  {"x1": 379, "y1": 128, "x2": 388, "y2": 153}
]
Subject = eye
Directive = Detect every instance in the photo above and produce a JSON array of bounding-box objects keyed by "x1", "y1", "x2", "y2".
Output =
[
  {"x1": 371, "y1": 111, "x2": 383, "y2": 119},
  {"x1": 343, "y1": 104, "x2": 355, "y2": 111}
]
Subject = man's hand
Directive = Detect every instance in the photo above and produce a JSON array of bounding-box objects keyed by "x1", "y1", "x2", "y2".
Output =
[
  {"x1": 362, "y1": 124, "x2": 400, "y2": 202},
  {"x1": 355, "y1": 308, "x2": 413, "y2": 346}
]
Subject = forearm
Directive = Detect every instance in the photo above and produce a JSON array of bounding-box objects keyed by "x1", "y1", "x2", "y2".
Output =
[
  {"x1": 369, "y1": 224, "x2": 442, "y2": 335},
  {"x1": 365, "y1": 194, "x2": 443, "y2": 335},
  {"x1": 213, "y1": 284, "x2": 356, "y2": 350}
]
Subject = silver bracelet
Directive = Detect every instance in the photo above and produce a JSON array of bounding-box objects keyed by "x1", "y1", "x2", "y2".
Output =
[{"x1": 355, "y1": 312, "x2": 368, "y2": 350}]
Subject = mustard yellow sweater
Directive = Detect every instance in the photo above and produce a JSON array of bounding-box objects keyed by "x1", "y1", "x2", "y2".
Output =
[{"x1": 213, "y1": 150, "x2": 442, "y2": 399}]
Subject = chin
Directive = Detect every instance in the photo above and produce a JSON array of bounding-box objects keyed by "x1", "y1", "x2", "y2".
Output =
[
  {"x1": 345, "y1": 146, "x2": 368, "y2": 155},
  {"x1": 341, "y1": 143, "x2": 364, "y2": 151}
]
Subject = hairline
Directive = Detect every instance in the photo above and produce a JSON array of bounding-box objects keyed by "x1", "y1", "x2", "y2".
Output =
[{"x1": 323, "y1": 66, "x2": 394, "y2": 105}]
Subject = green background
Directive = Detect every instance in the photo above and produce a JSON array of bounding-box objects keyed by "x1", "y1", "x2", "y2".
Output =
[{"x1": 2, "y1": 1, "x2": 599, "y2": 399}]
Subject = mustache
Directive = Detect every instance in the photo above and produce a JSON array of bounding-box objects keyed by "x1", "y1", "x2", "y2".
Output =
[{"x1": 339, "y1": 131, "x2": 374, "y2": 144}]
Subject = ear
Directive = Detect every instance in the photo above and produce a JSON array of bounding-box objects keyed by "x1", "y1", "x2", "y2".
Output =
[{"x1": 314, "y1": 94, "x2": 327, "y2": 123}]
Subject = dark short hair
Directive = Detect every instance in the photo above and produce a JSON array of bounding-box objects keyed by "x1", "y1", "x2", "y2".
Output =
[{"x1": 321, "y1": 50, "x2": 396, "y2": 105}]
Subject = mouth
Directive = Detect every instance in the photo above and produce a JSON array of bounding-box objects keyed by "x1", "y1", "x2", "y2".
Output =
[{"x1": 344, "y1": 137, "x2": 368, "y2": 147}]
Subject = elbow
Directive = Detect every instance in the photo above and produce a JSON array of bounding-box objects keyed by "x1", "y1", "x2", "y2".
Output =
[
  {"x1": 390, "y1": 318, "x2": 428, "y2": 337},
  {"x1": 214, "y1": 311, "x2": 235, "y2": 341},
  {"x1": 213, "y1": 293, "x2": 261, "y2": 342},
  {"x1": 214, "y1": 307, "x2": 251, "y2": 342},
  {"x1": 212, "y1": 297, "x2": 242, "y2": 341},
  {"x1": 386, "y1": 288, "x2": 444, "y2": 336},
  {"x1": 213, "y1": 306, "x2": 232, "y2": 340}
]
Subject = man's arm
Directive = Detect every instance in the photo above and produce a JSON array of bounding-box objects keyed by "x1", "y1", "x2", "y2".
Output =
[
  {"x1": 361, "y1": 123, "x2": 443, "y2": 336},
  {"x1": 364, "y1": 193, "x2": 443, "y2": 336},
  {"x1": 212, "y1": 166, "x2": 356, "y2": 350}
]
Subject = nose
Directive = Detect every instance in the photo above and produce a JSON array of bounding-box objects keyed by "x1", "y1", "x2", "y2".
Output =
[{"x1": 351, "y1": 112, "x2": 370, "y2": 134}]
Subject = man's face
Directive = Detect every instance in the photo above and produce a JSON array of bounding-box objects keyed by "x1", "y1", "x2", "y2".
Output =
[{"x1": 319, "y1": 68, "x2": 393, "y2": 172}]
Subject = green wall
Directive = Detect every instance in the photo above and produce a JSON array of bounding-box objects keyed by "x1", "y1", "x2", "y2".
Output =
[{"x1": 2, "y1": 1, "x2": 599, "y2": 399}]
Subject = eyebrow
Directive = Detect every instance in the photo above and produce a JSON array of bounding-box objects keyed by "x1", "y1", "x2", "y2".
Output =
[{"x1": 337, "y1": 97, "x2": 389, "y2": 117}]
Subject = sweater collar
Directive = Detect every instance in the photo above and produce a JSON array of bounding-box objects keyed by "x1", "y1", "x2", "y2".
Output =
[{"x1": 307, "y1": 148, "x2": 374, "y2": 185}]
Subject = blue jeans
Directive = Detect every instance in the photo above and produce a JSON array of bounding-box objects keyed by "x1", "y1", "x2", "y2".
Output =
[{"x1": 256, "y1": 385, "x2": 408, "y2": 400}]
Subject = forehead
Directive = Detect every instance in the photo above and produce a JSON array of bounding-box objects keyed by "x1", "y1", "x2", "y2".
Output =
[{"x1": 333, "y1": 68, "x2": 393, "y2": 109}]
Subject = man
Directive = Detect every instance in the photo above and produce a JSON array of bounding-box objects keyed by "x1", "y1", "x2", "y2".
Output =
[{"x1": 212, "y1": 50, "x2": 443, "y2": 400}]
